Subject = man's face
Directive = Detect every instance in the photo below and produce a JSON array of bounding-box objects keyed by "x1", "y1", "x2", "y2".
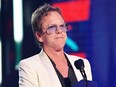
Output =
[{"x1": 36, "y1": 11, "x2": 67, "y2": 51}]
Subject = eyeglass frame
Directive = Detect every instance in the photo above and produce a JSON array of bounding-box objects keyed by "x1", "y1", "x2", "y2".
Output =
[{"x1": 41, "y1": 23, "x2": 69, "y2": 34}]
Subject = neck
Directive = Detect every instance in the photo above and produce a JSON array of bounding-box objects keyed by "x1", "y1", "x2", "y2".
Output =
[
  {"x1": 43, "y1": 46, "x2": 66, "y2": 64},
  {"x1": 43, "y1": 46, "x2": 68, "y2": 77}
]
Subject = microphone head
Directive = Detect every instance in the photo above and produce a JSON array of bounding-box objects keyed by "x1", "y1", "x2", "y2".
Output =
[{"x1": 74, "y1": 59, "x2": 85, "y2": 70}]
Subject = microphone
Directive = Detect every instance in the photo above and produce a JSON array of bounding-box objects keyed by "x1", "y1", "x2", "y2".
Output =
[{"x1": 74, "y1": 59, "x2": 87, "y2": 87}]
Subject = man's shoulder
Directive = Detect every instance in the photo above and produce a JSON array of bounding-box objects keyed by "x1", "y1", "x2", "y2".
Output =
[
  {"x1": 22, "y1": 53, "x2": 40, "y2": 62},
  {"x1": 65, "y1": 53, "x2": 89, "y2": 63},
  {"x1": 66, "y1": 53, "x2": 84, "y2": 59},
  {"x1": 18, "y1": 53, "x2": 41, "y2": 67}
]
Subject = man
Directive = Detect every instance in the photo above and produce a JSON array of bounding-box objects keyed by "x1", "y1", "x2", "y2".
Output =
[{"x1": 18, "y1": 3, "x2": 92, "y2": 87}]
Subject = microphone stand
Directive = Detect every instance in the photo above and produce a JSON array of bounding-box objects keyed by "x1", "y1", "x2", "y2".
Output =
[
  {"x1": 74, "y1": 59, "x2": 88, "y2": 87},
  {"x1": 80, "y1": 68, "x2": 87, "y2": 87}
]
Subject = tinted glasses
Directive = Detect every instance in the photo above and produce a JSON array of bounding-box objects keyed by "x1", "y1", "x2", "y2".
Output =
[{"x1": 42, "y1": 23, "x2": 69, "y2": 34}]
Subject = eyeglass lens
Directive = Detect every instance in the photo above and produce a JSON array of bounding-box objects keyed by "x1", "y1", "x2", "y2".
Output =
[{"x1": 47, "y1": 23, "x2": 68, "y2": 34}]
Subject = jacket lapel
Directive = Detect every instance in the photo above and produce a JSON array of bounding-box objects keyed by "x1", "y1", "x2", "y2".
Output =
[
  {"x1": 66, "y1": 54, "x2": 83, "y2": 82},
  {"x1": 39, "y1": 50, "x2": 62, "y2": 87}
]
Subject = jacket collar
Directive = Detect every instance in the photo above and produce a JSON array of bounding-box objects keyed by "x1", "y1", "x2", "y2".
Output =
[
  {"x1": 38, "y1": 49, "x2": 83, "y2": 85},
  {"x1": 39, "y1": 49, "x2": 62, "y2": 87}
]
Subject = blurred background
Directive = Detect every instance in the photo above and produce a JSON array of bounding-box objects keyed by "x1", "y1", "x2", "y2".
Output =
[{"x1": 0, "y1": 0, "x2": 116, "y2": 87}]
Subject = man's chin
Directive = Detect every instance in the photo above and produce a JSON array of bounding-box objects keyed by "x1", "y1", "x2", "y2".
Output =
[{"x1": 54, "y1": 47, "x2": 63, "y2": 52}]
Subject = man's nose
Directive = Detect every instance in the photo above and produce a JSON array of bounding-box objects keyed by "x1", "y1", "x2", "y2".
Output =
[{"x1": 55, "y1": 26, "x2": 62, "y2": 33}]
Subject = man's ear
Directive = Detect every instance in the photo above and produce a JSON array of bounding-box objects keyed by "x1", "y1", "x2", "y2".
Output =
[{"x1": 35, "y1": 31, "x2": 43, "y2": 42}]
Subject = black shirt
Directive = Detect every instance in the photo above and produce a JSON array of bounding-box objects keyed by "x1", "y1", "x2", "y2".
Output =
[{"x1": 49, "y1": 55, "x2": 78, "y2": 87}]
